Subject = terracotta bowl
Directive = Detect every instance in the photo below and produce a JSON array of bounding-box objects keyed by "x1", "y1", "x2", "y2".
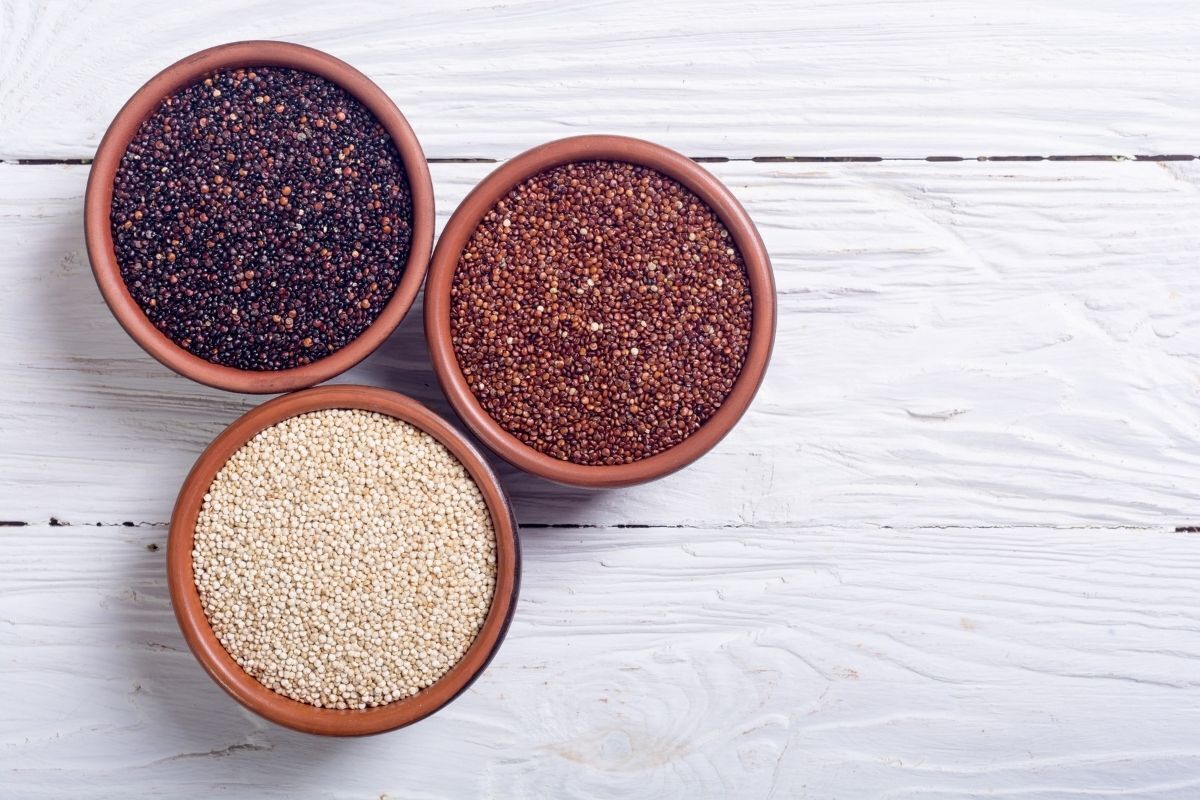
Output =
[
  {"x1": 167, "y1": 385, "x2": 520, "y2": 736},
  {"x1": 424, "y1": 135, "x2": 776, "y2": 488},
  {"x1": 84, "y1": 41, "x2": 434, "y2": 393}
]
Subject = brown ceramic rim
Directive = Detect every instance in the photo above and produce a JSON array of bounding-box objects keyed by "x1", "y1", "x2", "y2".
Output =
[
  {"x1": 84, "y1": 41, "x2": 435, "y2": 394},
  {"x1": 167, "y1": 385, "x2": 520, "y2": 736},
  {"x1": 425, "y1": 135, "x2": 776, "y2": 488}
]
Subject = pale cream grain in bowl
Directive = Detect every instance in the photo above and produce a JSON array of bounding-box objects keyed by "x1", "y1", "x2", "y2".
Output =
[{"x1": 192, "y1": 409, "x2": 496, "y2": 710}]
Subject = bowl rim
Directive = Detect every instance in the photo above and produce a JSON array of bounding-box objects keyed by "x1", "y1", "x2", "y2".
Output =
[
  {"x1": 167, "y1": 385, "x2": 520, "y2": 736},
  {"x1": 424, "y1": 134, "x2": 776, "y2": 488},
  {"x1": 84, "y1": 40, "x2": 435, "y2": 394}
]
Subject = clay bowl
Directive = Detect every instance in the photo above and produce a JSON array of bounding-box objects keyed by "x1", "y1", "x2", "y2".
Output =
[
  {"x1": 424, "y1": 135, "x2": 776, "y2": 488},
  {"x1": 84, "y1": 41, "x2": 434, "y2": 393},
  {"x1": 167, "y1": 385, "x2": 520, "y2": 736}
]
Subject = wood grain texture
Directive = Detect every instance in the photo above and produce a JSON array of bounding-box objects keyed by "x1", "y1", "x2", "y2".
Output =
[
  {"x1": 2, "y1": 161, "x2": 1199, "y2": 528},
  {"x1": 2, "y1": 0, "x2": 1200, "y2": 160},
  {"x1": 3, "y1": 522, "x2": 1200, "y2": 798},
  {"x1": 3, "y1": 4, "x2": 1200, "y2": 795}
]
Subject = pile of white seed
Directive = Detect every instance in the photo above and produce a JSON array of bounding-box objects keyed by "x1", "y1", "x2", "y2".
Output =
[{"x1": 192, "y1": 408, "x2": 497, "y2": 710}]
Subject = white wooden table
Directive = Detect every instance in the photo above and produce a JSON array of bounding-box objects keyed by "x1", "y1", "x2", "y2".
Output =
[{"x1": 3, "y1": 2, "x2": 1200, "y2": 797}]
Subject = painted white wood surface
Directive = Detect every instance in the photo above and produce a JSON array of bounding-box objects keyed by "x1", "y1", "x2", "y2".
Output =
[
  {"x1": 2, "y1": 1, "x2": 1200, "y2": 798},
  {"x1": 3, "y1": 161, "x2": 1199, "y2": 529},
  {"x1": 4, "y1": 523, "x2": 1200, "y2": 799},
  {"x1": 3, "y1": 0, "x2": 1200, "y2": 160}
]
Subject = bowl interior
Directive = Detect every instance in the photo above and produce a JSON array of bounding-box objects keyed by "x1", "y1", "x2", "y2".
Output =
[
  {"x1": 167, "y1": 385, "x2": 519, "y2": 736},
  {"x1": 85, "y1": 41, "x2": 434, "y2": 394},
  {"x1": 425, "y1": 135, "x2": 776, "y2": 488}
]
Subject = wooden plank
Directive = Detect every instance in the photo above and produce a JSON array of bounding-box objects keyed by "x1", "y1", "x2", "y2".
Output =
[
  {"x1": 3, "y1": 522, "x2": 1199, "y2": 797},
  {"x1": 3, "y1": 161, "x2": 1200, "y2": 528},
  {"x1": 2, "y1": 0, "x2": 1200, "y2": 160}
]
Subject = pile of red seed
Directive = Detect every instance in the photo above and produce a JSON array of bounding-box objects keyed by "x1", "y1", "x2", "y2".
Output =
[
  {"x1": 450, "y1": 161, "x2": 753, "y2": 466},
  {"x1": 111, "y1": 67, "x2": 413, "y2": 370}
]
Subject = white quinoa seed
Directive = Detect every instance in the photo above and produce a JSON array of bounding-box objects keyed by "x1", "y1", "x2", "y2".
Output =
[{"x1": 192, "y1": 409, "x2": 497, "y2": 710}]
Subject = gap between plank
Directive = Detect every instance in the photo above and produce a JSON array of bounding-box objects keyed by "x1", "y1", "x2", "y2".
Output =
[
  {"x1": 2, "y1": 518, "x2": 1191, "y2": 533},
  {"x1": 2, "y1": 154, "x2": 1197, "y2": 167},
  {"x1": 2, "y1": 151, "x2": 1195, "y2": 534}
]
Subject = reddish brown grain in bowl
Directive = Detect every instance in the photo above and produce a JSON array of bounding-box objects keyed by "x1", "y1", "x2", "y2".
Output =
[
  {"x1": 85, "y1": 41, "x2": 434, "y2": 394},
  {"x1": 168, "y1": 386, "x2": 520, "y2": 736},
  {"x1": 450, "y1": 160, "x2": 752, "y2": 467},
  {"x1": 425, "y1": 136, "x2": 776, "y2": 488}
]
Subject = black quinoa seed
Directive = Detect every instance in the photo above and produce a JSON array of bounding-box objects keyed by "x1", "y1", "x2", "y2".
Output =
[
  {"x1": 111, "y1": 67, "x2": 413, "y2": 370},
  {"x1": 450, "y1": 161, "x2": 753, "y2": 466}
]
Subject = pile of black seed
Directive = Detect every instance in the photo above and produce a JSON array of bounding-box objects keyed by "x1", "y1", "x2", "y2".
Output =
[{"x1": 111, "y1": 67, "x2": 413, "y2": 370}]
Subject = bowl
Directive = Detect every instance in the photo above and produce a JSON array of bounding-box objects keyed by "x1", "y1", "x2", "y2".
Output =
[
  {"x1": 84, "y1": 41, "x2": 434, "y2": 393},
  {"x1": 167, "y1": 385, "x2": 520, "y2": 735},
  {"x1": 424, "y1": 135, "x2": 776, "y2": 488}
]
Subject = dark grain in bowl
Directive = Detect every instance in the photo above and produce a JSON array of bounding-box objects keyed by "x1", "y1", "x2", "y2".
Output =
[
  {"x1": 425, "y1": 135, "x2": 777, "y2": 488},
  {"x1": 168, "y1": 386, "x2": 520, "y2": 736},
  {"x1": 85, "y1": 41, "x2": 434, "y2": 394},
  {"x1": 112, "y1": 66, "x2": 413, "y2": 371}
]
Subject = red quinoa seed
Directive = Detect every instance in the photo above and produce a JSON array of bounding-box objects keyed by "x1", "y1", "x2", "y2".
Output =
[{"x1": 450, "y1": 161, "x2": 752, "y2": 466}]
